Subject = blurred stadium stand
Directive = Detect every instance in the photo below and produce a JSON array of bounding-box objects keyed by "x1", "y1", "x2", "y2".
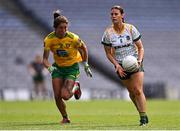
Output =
[{"x1": 0, "y1": 0, "x2": 180, "y2": 100}]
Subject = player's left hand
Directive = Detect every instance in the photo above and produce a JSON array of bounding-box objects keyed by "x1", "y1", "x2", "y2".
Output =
[{"x1": 83, "y1": 62, "x2": 92, "y2": 77}]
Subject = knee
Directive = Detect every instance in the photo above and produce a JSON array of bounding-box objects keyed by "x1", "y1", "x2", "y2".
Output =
[
  {"x1": 61, "y1": 88, "x2": 72, "y2": 101},
  {"x1": 62, "y1": 96, "x2": 70, "y2": 101},
  {"x1": 54, "y1": 92, "x2": 71, "y2": 101},
  {"x1": 62, "y1": 94, "x2": 72, "y2": 101},
  {"x1": 132, "y1": 87, "x2": 143, "y2": 96}
]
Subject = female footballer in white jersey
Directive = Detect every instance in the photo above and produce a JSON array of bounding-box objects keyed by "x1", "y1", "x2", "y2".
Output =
[{"x1": 101, "y1": 5, "x2": 149, "y2": 126}]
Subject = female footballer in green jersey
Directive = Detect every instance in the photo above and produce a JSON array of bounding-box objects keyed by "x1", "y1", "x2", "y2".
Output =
[
  {"x1": 43, "y1": 10, "x2": 92, "y2": 124},
  {"x1": 101, "y1": 5, "x2": 148, "y2": 126}
]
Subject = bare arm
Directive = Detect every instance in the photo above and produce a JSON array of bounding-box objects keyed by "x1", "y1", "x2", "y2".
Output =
[
  {"x1": 78, "y1": 41, "x2": 88, "y2": 62},
  {"x1": 104, "y1": 45, "x2": 126, "y2": 77},
  {"x1": 78, "y1": 40, "x2": 92, "y2": 77},
  {"x1": 28, "y1": 63, "x2": 36, "y2": 76},
  {"x1": 104, "y1": 46, "x2": 118, "y2": 67},
  {"x1": 43, "y1": 49, "x2": 51, "y2": 69},
  {"x1": 135, "y1": 39, "x2": 144, "y2": 64}
]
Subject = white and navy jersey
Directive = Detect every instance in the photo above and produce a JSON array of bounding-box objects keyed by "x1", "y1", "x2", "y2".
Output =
[{"x1": 101, "y1": 23, "x2": 141, "y2": 63}]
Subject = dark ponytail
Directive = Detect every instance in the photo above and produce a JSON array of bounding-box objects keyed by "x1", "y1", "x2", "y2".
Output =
[
  {"x1": 53, "y1": 10, "x2": 61, "y2": 20},
  {"x1": 53, "y1": 10, "x2": 68, "y2": 28}
]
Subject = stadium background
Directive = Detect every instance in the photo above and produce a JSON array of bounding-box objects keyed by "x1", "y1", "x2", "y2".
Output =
[{"x1": 0, "y1": 0, "x2": 180, "y2": 100}]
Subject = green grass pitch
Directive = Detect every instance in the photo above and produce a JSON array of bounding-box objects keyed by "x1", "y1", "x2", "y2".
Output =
[{"x1": 0, "y1": 99, "x2": 180, "y2": 130}]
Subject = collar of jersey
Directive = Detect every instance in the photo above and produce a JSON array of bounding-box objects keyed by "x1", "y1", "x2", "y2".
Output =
[
  {"x1": 112, "y1": 23, "x2": 125, "y2": 35},
  {"x1": 55, "y1": 32, "x2": 68, "y2": 39}
]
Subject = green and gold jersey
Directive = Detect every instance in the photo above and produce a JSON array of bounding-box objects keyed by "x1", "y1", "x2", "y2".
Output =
[{"x1": 44, "y1": 31, "x2": 83, "y2": 66}]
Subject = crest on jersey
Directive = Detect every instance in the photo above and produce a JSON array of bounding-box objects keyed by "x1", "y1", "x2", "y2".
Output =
[
  {"x1": 126, "y1": 35, "x2": 130, "y2": 41},
  {"x1": 66, "y1": 43, "x2": 71, "y2": 48}
]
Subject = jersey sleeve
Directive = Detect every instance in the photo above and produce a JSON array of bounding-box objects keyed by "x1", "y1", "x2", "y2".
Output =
[
  {"x1": 43, "y1": 37, "x2": 51, "y2": 50},
  {"x1": 101, "y1": 30, "x2": 112, "y2": 46},
  {"x1": 131, "y1": 25, "x2": 141, "y2": 42},
  {"x1": 74, "y1": 34, "x2": 83, "y2": 48}
]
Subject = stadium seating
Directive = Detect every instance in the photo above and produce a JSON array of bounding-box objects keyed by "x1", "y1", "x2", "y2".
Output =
[
  {"x1": 0, "y1": 1, "x2": 45, "y2": 91},
  {"x1": 0, "y1": 0, "x2": 180, "y2": 99}
]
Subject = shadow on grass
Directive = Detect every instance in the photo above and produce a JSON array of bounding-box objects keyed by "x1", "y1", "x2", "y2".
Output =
[
  {"x1": 2, "y1": 122, "x2": 59, "y2": 127},
  {"x1": 68, "y1": 122, "x2": 139, "y2": 128},
  {"x1": 1, "y1": 122, "x2": 142, "y2": 130}
]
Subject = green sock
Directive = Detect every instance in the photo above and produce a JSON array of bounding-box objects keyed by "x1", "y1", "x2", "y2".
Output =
[
  {"x1": 63, "y1": 115, "x2": 68, "y2": 119},
  {"x1": 139, "y1": 112, "x2": 147, "y2": 117}
]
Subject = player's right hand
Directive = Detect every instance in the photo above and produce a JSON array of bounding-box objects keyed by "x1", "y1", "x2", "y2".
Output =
[
  {"x1": 48, "y1": 66, "x2": 57, "y2": 73},
  {"x1": 115, "y1": 64, "x2": 126, "y2": 77}
]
